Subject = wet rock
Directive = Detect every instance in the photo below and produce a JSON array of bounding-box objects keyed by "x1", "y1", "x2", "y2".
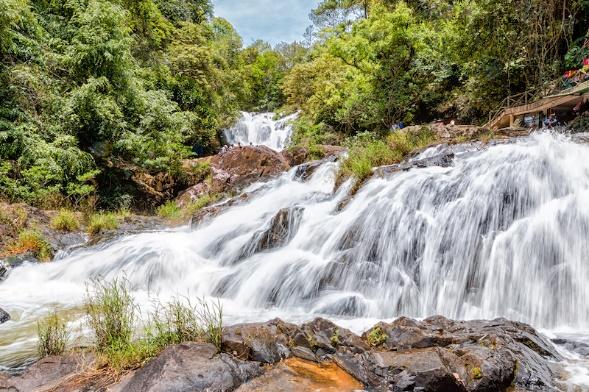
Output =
[
  {"x1": 0, "y1": 307, "x2": 9, "y2": 324},
  {"x1": 210, "y1": 146, "x2": 290, "y2": 192},
  {"x1": 250, "y1": 206, "x2": 305, "y2": 252},
  {"x1": 0, "y1": 261, "x2": 7, "y2": 280},
  {"x1": 236, "y1": 358, "x2": 363, "y2": 392},
  {"x1": 294, "y1": 155, "x2": 338, "y2": 181},
  {"x1": 282, "y1": 145, "x2": 346, "y2": 166},
  {"x1": 122, "y1": 343, "x2": 263, "y2": 392}
]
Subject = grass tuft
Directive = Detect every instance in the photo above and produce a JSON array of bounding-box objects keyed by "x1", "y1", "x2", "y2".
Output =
[
  {"x1": 85, "y1": 278, "x2": 135, "y2": 352},
  {"x1": 37, "y1": 312, "x2": 68, "y2": 357},
  {"x1": 87, "y1": 213, "x2": 119, "y2": 236},
  {"x1": 156, "y1": 201, "x2": 182, "y2": 221},
  {"x1": 51, "y1": 209, "x2": 80, "y2": 232},
  {"x1": 7, "y1": 229, "x2": 53, "y2": 261}
]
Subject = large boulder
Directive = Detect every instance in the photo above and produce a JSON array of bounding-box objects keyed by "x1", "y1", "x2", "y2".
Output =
[
  {"x1": 210, "y1": 146, "x2": 290, "y2": 192},
  {"x1": 121, "y1": 343, "x2": 262, "y2": 392}
]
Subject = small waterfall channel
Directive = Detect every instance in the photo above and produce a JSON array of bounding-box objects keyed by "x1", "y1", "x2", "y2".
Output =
[
  {"x1": 222, "y1": 112, "x2": 297, "y2": 151},
  {"x1": 2, "y1": 130, "x2": 589, "y2": 388}
]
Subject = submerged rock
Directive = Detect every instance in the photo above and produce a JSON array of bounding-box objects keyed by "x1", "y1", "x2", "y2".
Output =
[
  {"x1": 253, "y1": 206, "x2": 305, "y2": 252},
  {"x1": 0, "y1": 308, "x2": 9, "y2": 324}
]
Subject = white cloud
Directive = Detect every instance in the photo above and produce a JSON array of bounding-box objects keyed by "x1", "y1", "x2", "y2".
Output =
[{"x1": 212, "y1": 0, "x2": 318, "y2": 45}]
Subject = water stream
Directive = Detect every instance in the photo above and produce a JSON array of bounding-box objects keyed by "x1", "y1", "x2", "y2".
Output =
[
  {"x1": 2, "y1": 128, "x2": 589, "y2": 388},
  {"x1": 222, "y1": 112, "x2": 297, "y2": 151}
]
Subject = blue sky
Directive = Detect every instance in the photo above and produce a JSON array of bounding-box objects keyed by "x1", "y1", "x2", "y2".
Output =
[{"x1": 212, "y1": 0, "x2": 318, "y2": 45}]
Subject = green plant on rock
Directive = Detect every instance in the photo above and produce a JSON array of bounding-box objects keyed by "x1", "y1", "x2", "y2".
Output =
[
  {"x1": 87, "y1": 212, "x2": 119, "y2": 236},
  {"x1": 330, "y1": 329, "x2": 341, "y2": 346},
  {"x1": 156, "y1": 201, "x2": 182, "y2": 221},
  {"x1": 471, "y1": 366, "x2": 483, "y2": 380},
  {"x1": 51, "y1": 209, "x2": 80, "y2": 232},
  {"x1": 366, "y1": 326, "x2": 387, "y2": 347},
  {"x1": 7, "y1": 229, "x2": 52, "y2": 261},
  {"x1": 37, "y1": 312, "x2": 68, "y2": 357}
]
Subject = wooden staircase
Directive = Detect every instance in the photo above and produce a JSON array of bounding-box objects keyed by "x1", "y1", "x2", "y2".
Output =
[{"x1": 486, "y1": 80, "x2": 589, "y2": 129}]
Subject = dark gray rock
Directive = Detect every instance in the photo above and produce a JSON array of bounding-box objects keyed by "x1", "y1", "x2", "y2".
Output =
[
  {"x1": 123, "y1": 343, "x2": 263, "y2": 392},
  {"x1": 0, "y1": 261, "x2": 7, "y2": 280},
  {"x1": 0, "y1": 307, "x2": 9, "y2": 324}
]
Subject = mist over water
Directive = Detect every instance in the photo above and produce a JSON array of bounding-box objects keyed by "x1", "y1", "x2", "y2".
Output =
[
  {"x1": 2, "y1": 131, "x2": 589, "y2": 387},
  {"x1": 222, "y1": 112, "x2": 297, "y2": 151}
]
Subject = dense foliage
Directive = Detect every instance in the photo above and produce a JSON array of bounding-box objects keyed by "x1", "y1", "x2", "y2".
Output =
[
  {"x1": 0, "y1": 0, "x2": 293, "y2": 208},
  {"x1": 286, "y1": 0, "x2": 589, "y2": 136},
  {"x1": 2, "y1": 0, "x2": 588, "y2": 208}
]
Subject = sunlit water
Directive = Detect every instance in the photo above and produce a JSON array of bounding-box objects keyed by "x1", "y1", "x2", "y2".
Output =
[
  {"x1": 222, "y1": 112, "x2": 297, "y2": 151},
  {"x1": 1, "y1": 132, "x2": 589, "y2": 389}
]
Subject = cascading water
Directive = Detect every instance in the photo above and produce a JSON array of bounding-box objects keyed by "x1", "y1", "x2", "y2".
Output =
[
  {"x1": 2, "y1": 131, "x2": 589, "y2": 386},
  {"x1": 222, "y1": 112, "x2": 297, "y2": 151}
]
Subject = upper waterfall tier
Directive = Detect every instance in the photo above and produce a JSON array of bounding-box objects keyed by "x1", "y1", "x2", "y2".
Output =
[{"x1": 222, "y1": 112, "x2": 297, "y2": 151}]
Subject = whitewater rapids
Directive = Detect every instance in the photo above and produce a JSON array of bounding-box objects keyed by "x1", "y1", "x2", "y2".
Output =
[{"x1": 2, "y1": 132, "x2": 589, "y2": 386}]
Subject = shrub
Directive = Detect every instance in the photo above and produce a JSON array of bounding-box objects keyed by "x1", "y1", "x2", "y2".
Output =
[
  {"x1": 37, "y1": 312, "x2": 68, "y2": 357},
  {"x1": 87, "y1": 212, "x2": 119, "y2": 235},
  {"x1": 156, "y1": 201, "x2": 182, "y2": 221},
  {"x1": 51, "y1": 209, "x2": 80, "y2": 232},
  {"x1": 7, "y1": 229, "x2": 52, "y2": 261},
  {"x1": 85, "y1": 278, "x2": 135, "y2": 352},
  {"x1": 341, "y1": 127, "x2": 437, "y2": 182},
  {"x1": 184, "y1": 193, "x2": 219, "y2": 216},
  {"x1": 366, "y1": 326, "x2": 387, "y2": 347}
]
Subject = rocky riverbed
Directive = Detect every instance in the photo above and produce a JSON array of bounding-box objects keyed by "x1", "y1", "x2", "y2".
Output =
[{"x1": 0, "y1": 316, "x2": 566, "y2": 391}]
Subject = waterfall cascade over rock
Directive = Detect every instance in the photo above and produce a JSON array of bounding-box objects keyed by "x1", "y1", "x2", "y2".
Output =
[
  {"x1": 222, "y1": 112, "x2": 297, "y2": 151},
  {"x1": 2, "y1": 132, "x2": 589, "y2": 384}
]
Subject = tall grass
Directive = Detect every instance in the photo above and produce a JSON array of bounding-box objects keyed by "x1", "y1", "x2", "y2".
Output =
[
  {"x1": 51, "y1": 209, "x2": 80, "y2": 232},
  {"x1": 87, "y1": 212, "x2": 119, "y2": 235},
  {"x1": 37, "y1": 313, "x2": 68, "y2": 357},
  {"x1": 85, "y1": 278, "x2": 135, "y2": 352},
  {"x1": 84, "y1": 278, "x2": 224, "y2": 372}
]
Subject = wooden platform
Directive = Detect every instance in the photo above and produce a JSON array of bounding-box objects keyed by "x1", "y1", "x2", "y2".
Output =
[{"x1": 487, "y1": 80, "x2": 589, "y2": 129}]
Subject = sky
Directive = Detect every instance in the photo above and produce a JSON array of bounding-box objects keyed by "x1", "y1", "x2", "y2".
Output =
[{"x1": 212, "y1": 0, "x2": 319, "y2": 45}]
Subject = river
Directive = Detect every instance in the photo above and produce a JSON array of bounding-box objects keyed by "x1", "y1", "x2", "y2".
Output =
[{"x1": 1, "y1": 115, "x2": 589, "y2": 389}]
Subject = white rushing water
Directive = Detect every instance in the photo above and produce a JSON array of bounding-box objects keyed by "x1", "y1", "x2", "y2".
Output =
[
  {"x1": 2, "y1": 131, "x2": 589, "y2": 387},
  {"x1": 223, "y1": 112, "x2": 297, "y2": 151}
]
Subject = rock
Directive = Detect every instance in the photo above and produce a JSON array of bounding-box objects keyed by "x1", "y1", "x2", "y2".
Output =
[
  {"x1": 282, "y1": 145, "x2": 346, "y2": 166},
  {"x1": 236, "y1": 358, "x2": 363, "y2": 392},
  {"x1": 0, "y1": 261, "x2": 7, "y2": 280},
  {"x1": 291, "y1": 346, "x2": 318, "y2": 362},
  {"x1": 0, "y1": 307, "x2": 9, "y2": 324},
  {"x1": 354, "y1": 316, "x2": 561, "y2": 391},
  {"x1": 122, "y1": 343, "x2": 263, "y2": 392},
  {"x1": 0, "y1": 353, "x2": 95, "y2": 391},
  {"x1": 175, "y1": 182, "x2": 212, "y2": 208},
  {"x1": 222, "y1": 319, "x2": 296, "y2": 364},
  {"x1": 250, "y1": 206, "x2": 305, "y2": 252},
  {"x1": 210, "y1": 146, "x2": 290, "y2": 192}
]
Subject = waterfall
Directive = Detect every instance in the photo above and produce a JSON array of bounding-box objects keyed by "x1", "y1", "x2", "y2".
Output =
[
  {"x1": 2, "y1": 131, "x2": 589, "y2": 369},
  {"x1": 222, "y1": 112, "x2": 297, "y2": 151}
]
